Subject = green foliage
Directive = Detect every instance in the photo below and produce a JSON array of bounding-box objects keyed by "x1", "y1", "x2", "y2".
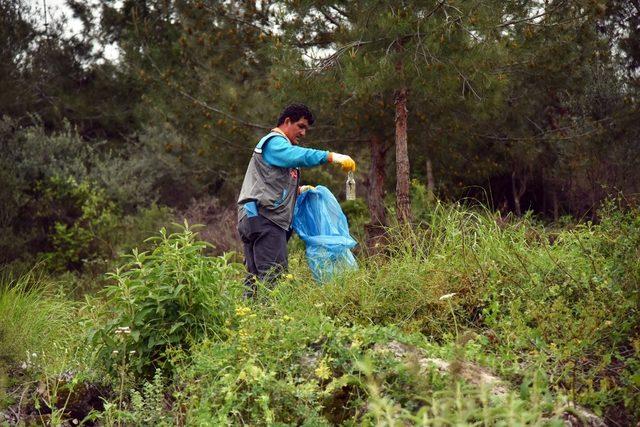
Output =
[
  {"x1": 0, "y1": 119, "x2": 94, "y2": 264},
  {"x1": 277, "y1": 201, "x2": 640, "y2": 420},
  {"x1": 0, "y1": 270, "x2": 80, "y2": 371},
  {"x1": 90, "y1": 369, "x2": 174, "y2": 426},
  {"x1": 180, "y1": 309, "x2": 560, "y2": 425},
  {"x1": 89, "y1": 224, "x2": 243, "y2": 377},
  {"x1": 411, "y1": 179, "x2": 437, "y2": 221},
  {"x1": 0, "y1": 119, "x2": 178, "y2": 272},
  {"x1": 109, "y1": 204, "x2": 176, "y2": 255},
  {"x1": 341, "y1": 198, "x2": 370, "y2": 243},
  {"x1": 4, "y1": 202, "x2": 640, "y2": 424},
  {"x1": 39, "y1": 176, "x2": 119, "y2": 272},
  {"x1": 128, "y1": 370, "x2": 172, "y2": 425}
]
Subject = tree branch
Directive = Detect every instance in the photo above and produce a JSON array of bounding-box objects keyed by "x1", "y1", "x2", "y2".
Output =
[
  {"x1": 496, "y1": 1, "x2": 567, "y2": 28},
  {"x1": 177, "y1": 89, "x2": 271, "y2": 130},
  {"x1": 146, "y1": 55, "x2": 271, "y2": 130},
  {"x1": 319, "y1": 7, "x2": 341, "y2": 29}
]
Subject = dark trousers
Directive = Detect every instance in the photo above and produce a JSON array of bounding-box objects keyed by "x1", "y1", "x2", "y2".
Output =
[{"x1": 238, "y1": 215, "x2": 290, "y2": 297}]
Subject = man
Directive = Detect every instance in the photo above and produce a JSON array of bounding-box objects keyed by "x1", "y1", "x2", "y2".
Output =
[{"x1": 237, "y1": 103, "x2": 356, "y2": 297}]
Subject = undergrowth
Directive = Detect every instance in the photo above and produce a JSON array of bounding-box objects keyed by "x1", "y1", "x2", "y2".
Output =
[{"x1": 1, "y1": 201, "x2": 638, "y2": 425}]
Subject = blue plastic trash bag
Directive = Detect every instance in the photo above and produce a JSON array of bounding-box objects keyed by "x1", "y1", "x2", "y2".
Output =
[{"x1": 293, "y1": 185, "x2": 358, "y2": 282}]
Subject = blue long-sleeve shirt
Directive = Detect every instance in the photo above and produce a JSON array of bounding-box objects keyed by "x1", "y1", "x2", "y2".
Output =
[{"x1": 262, "y1": 135, "x2": 329, "y2": 168}]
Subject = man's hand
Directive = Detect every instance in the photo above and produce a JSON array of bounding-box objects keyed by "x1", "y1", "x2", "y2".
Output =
[
  {"x1": 329, "y1": 152, "x2": 356, "y2": 172},
  {"x1": 299, "y1": 185, "x2": 315, "y2": 193}
]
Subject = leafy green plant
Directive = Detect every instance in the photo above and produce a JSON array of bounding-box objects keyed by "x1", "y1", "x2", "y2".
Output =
[
  {"x1": 39, "y1": 176, "x2": 119, "y2": 272},
  {"x1": 90, "y1": 369, "x2": 174, "y2": 426},
  {"x1": 89, "y1": 223, "x2": 243, "y2": 377},
  {"x1": 129, "y1": 369, "x2": 173, "y2": 426}
]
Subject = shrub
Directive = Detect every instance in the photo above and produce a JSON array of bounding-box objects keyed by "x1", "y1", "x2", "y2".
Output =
[
  {"x1": 0, "y1": 118, "x2": 186, "y2": 267},
  {"x1": 108, "y1": 204, "x2": 176, "y2": 255},
  {"x1": 37, "y1": 176, "x2": 119, "y2": 272},
  {"x1": 88, "y1": 224, "x2": 243, "y2": 377},
  {"x1": 0, "y1": 118, "x2": 93, "y2": 264}
]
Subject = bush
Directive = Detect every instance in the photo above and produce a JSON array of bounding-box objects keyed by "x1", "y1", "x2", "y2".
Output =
[
  {"x1": 89, "y1": 224, "x2": 244, "y2": 377},
  {"x1": 0, "y1": 118, "x2": 93, "y2": 264},
  {"x1": 0, "y1": 118, "x2": 183, "y2": 267},
  {"x1": 36, "y1": 176, "x2": 119, "y2": 272}
]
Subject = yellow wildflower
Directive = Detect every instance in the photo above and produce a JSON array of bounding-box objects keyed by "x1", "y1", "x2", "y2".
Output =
[
  {"x1": 314, "y1": 359, "x2": 332, "y2": 380},
  {"x1": 235, "y1": 306, "x2": 251, "y2": 317},
  {"x1": 248, "y1": 364, "x2": 264, "y2": 379}
]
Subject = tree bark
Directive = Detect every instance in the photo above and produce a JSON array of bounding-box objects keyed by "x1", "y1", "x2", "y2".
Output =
[
  {"x1": 552, "y1": 188, "x2": 559, "y2": 221},
  {"x1": 365, "y1": 134, "x2": 389, "y2": 253},
  {"x1": 511, "y1": 171, "x2": 528, "y2": 216},
  {"x1": 368, "y1": 134, "x2": 387, "y2": 226},
  {"x1": 426, "y1": 157, "x2": 435, "y2": 203},
  {"x1": 395, "y1": 85, "x2": 412, "y2": 224}
]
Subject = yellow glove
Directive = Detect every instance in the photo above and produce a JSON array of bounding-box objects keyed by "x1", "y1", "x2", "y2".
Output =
[
  {"x1": 329, "y1": 152, "x2": 356, "y2": 172},
  {"x1": 299, "y1": 185, "x2": 315, "y2": 193}
]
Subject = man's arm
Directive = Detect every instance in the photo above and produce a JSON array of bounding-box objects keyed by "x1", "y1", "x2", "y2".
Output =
[{"x1": 262, "y1": 136, "x2": 329, "y2": 168}]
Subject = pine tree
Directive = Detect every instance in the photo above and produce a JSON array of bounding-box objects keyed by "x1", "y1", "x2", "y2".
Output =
[{"x1": 279, "y1": 0, "x2": 506, "y2": 223}]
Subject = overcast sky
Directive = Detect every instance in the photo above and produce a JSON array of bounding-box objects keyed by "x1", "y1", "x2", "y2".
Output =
[{"x1": 31, "y1": 0, "x2": 121, "y2": 61}]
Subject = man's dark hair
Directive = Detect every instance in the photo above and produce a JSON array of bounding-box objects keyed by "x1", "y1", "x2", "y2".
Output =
[{"x1": 277, "y1": 103, "x2": 315, "y2": 126}]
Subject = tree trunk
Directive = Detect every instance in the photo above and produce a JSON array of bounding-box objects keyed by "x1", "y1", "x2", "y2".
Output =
[
  {"x1": 365, "y1": 134, "x2": 388, "y2": 253},
  {"x1": 511, "y1": 171, "x2": 528, "y2": 216},
  {"x1": 426, "y1": 157, "x2": 435, "y2": 203},
  {"x1": 368, "y1": 134, "x2": 387, "y2": 226},
  {"x1": 395, "y1": 85, "x2": 411, "y2": 224},
  {"x1": 552, "y1": 189, "x2": 559, "y2": 221}
]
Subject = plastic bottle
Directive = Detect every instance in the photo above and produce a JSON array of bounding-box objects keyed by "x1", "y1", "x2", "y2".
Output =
[{"x1": 346, "y1": 171, "x2": 356, "y2": 201}]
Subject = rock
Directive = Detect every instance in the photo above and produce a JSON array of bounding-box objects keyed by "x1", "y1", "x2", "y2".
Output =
[
  {"x1": 562, "y1": 407, "x2": 607, "y2": 427},
  {"x1": 299, "y1": 349, "x2": 322, "y2": 378},
  {"x1": 374, "y1": 340, "x2": 508, "y2": 397},
  {"x1": 375, "y1": 340, "x2": 607, "y2": 427}
]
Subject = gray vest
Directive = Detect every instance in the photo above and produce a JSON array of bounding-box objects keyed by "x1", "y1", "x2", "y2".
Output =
[{"x1": 237, "y1": 132, "x2": 300, "y2": 230}]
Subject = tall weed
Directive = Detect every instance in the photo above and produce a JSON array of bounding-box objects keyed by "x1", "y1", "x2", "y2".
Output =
[
  {"x1": 0, "y1": 270, "x2": 79, "y2": 370},
  {"x1": 88, "y1": 223, "x2": 244, "y2": 377}
]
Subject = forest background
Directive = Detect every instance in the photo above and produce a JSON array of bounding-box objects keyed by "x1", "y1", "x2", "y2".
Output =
[{"x1": 2, "y1": 0, "x2": 639, "y2": 267}]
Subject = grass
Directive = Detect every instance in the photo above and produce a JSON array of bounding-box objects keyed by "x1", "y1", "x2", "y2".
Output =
[
  {"x1": 271, "y1": 201, "x2": 640, "y2": 422},
  {"x1": 0, "y1": 268, "x2": 88, "y2": 421},
  {"x1": 1, "y1": 200, "x2": 639, "y2": 425},
  {"x1": 0, "y1": 269, "x2": 81, "y2": 373}
]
